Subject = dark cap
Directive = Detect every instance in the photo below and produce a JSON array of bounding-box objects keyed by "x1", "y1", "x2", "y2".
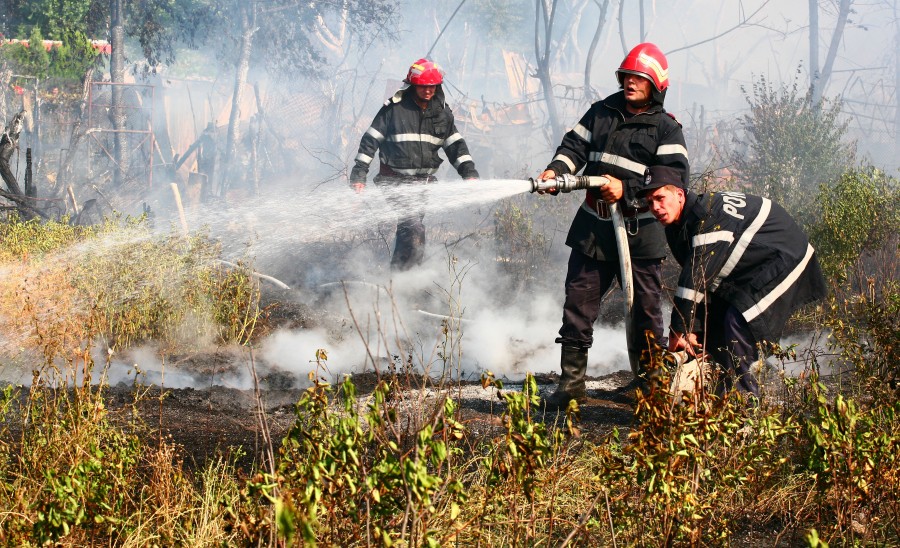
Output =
[{"x1": 639, "y1": 165, "x2": 683, "y2": 196}]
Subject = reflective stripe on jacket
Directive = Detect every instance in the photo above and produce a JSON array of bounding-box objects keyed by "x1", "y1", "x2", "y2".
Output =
[
  {"x1": 666, "y1": 190, "x2": 828, "y2": 342},
  {"x1": 546, "y1": 91, "x2": 689, "y2": 261},
  {"x1": 350, "y1": 86, "x2": 478, "y2": 185}
]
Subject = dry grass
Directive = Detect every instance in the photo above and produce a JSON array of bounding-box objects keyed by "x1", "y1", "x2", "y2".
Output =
[
  {"x1": 0, "y1": 217, "x2": 259, "y2": 366},
  {"x1": 0, "y1": 215, "x2": 256, "y2": 546},
  {"x1": 0, "y1": 212, "x2": 898, "y2": 546}
]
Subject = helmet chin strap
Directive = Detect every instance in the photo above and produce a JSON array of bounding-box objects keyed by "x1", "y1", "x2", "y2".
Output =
[{"x1": 625, "y1": 98, "x2": 653, "y2": 113}]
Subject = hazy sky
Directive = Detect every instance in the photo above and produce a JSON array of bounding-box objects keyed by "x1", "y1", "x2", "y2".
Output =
[{"x1": 356, "y1": 0, "x2": 898, "y2": 172}]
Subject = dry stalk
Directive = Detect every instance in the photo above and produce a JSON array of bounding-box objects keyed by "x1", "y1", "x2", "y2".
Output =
[
  {"x1": 559, "y1": 490, "x2": 604, "y2": 548},
  {"x1": 247, "y1": 346, "x2": 275, "y2": 477}
]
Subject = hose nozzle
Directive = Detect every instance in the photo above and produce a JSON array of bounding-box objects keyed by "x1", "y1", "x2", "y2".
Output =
[{"x1": 529, "y1": 174, "x2": 609, "y2": 193}]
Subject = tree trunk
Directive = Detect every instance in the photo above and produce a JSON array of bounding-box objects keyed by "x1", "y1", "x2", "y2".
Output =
[
  {"x1": 59, "y1": 69, "x2": 94, "y2": 194},
  {"x1": 25, "y1": 148, "x2": 34, "y2": 198},
  {"x1": 617, "y1": 0, "x2": 627, "y2": 56},
  {"x1": 109, "y1": 0, "x2": 128, "y2": 186},
  {"x1": 534, "y1": 0, "x2": 562, "y2": 144},
  {"x1": 223, "y1": 2, "x2": 255, "y2": 197},
  {"x1": 584, "y1": 0, "x2": 611, "y2": 102},
  {"x1": 0, "y1": 111, "x2": 43, "y2": 219},
  {"x1": 552, "y1": 0, "x2": 588, "y2": 72},
  {"x1": 0, "y1": 112, "x2": 25, "y2": 196},
  {"x1": 895, "y1": 1, "x2": 900, "y2": 153},
  {"x1": 639, "y1": 0, "x2": 645, "y2": 42},
  {"x1": 30, "y1": 79, "x2": 42, "y2": 175},
  {"x1": 812, "y1": 0, "x2": 852, "y2": 104},
  {"x1": 808, "y1": 0, "x2": 820, "y2": 94},
  {"x1": 252, "y1": 82, "x2": 266, "y2": 196},
  {"x1": 0, "y1": 70, "x2": 8, "y2": 126}
]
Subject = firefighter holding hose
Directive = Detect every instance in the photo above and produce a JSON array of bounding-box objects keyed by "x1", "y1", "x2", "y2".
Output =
[
  {"x1": 537, "y1": 43, "x2": 690, "y2": 410},
  {"x1": 349, "y1": 58, "x2": 480, "y2": 271}
]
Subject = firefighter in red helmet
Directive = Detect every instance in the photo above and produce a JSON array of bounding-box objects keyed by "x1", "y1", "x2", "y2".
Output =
[
  {"x1": 349, "y1": 58, "x2": 479, "y2": 271},
  {"x1": 616, "y1": 42, "x2": 669, "y2": 105},
  {"x1": 535, "y1": 43, "x2": 689, "y2": 410}
]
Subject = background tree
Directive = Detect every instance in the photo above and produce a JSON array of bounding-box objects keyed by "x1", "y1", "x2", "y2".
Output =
[
  {"x1": 894, "y1": 0, "x2": 900, "y2": 154},
  {"x1": 109, "y1": 0, "x2": 127, "y2": 187},
  {"x1": 219, "y1": 0, "x2": 255, "y2": 196},
  {"x1": 533, "y1": 0, "x2": 562, "y2": 143},
  {"x1": 809, "y1": 0, "x2": 854, "y2": 105},
  {"x1": 463, "y1": 0, "x2": 532, "y2": 45},
  {"x1": 1, "y1": 0, "x2": 106, "y2": 39},
  {"x1": 731, "y1": 71, "x2": 855, "y2": 220},
  {"x1": 188, "y1": 0, "x2": 400, "y2": 190},
  {"x1": 584, "y1": 0, "x2": 612, "y2": 102},
  {"x1": 807, "y1": 166, "x2": 900, "y2": 288}
]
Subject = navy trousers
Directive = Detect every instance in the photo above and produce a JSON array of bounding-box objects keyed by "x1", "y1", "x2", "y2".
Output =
[
  {"x1": 556, "y1": 249, "x2": 664, "y2": 358},
  {"x1": 391, "y1": 213, "x2": 426, "y2": 271},
  {"x1": 704, "y1": 300, "x2": 761, "y2": 397},
  {"x1": 376, "y1": 174, "x2": 429, "y2": 272}
]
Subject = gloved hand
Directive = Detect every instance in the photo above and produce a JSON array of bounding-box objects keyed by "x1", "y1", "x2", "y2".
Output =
[
  {"x1": 537, "y1": 169, "x2": 560, "y2": 195},
  {"x1": 598, "y1": 174, "x2": 623, "y2": 203},
  {"x1": 351, "y1": 182, "x2": 365, "y2": 194},
  {"x1": 669, "y1": 331, "x2": 703, "y2": 358}
]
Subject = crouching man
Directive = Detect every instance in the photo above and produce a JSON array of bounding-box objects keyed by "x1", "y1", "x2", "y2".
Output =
[{"x1": 639, "y1": 165, "x2": 828, "y2": 398}]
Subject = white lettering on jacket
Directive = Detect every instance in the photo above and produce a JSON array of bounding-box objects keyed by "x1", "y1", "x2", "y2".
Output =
[{"x1": 720, "y1": 191, "x2": 747, "y2": 220}]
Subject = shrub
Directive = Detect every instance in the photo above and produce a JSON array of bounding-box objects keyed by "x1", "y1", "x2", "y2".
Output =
[
  {"x1": 228, "y1": 364, "x2": 467, "y2": 547},
  {"x1": 731, "y1": 71, "x2": 855, "y2": 220},
  {"x1": 802, "y1": 378, "x2": 900, "y2": 542},
  {"x1": 2, "y1": 27, "x2": 51, "y2": 79},
  {"x1": 0, "y1": 216, "x2": 262, "y2": 361},
  {"x1": 0, "y1": 216, "x2": 253, "y2": 546},
  {"x1": 0, "y1": 26, "x2": 100, "y2": 81},
  {"x1": 807, "y1": 166, "x2": 900, "y2": 286},
  {"x1": 0, "y1": 361, "x2": 239, "y2": 546},
  {"x1": 492, "y1": 191, "x2": 575, "y2": 296},
  {"x1": 823, "y1": 282, "x2": 900, "y2": 393}
]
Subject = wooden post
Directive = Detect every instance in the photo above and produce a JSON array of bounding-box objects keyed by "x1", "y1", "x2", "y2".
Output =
[
  {"x1": 25, "y1": 148, "x2": 34, "y2": 198},
  {"x1": 170, "y1": 182, "x2": 190, "y2": 236},
  {"x1": 67, "y1": 185, "x2": 80, "y2": 216}
]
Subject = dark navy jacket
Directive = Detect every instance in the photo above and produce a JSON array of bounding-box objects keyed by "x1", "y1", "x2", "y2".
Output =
[
  {"x1": 546, "y1": 91, "x2": 689, "y2": 261},
  {"x1": 350, "y1": 86, "x2": 478, "y2": 184},
  {"x1": 666, "y1": 190, "x2": 828, "y2": 342}
]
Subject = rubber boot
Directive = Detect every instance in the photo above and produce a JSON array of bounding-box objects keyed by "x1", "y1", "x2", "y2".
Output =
[{"x1": 543, "y1": 345, "x2": 588, "y2": 411}]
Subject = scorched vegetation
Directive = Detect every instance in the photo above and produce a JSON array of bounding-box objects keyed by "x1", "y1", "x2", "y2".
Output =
[{"x1": 0, "y1": 162, "x2": 898, "y2": 546}]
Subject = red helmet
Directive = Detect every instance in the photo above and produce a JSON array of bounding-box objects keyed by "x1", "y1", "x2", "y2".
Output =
[
  {"x1": 616, "y1": 43, "x2": 669, "y2": 103},
  {"x1": 405, "y1": 58, "x2": 443, "y2": 86}
]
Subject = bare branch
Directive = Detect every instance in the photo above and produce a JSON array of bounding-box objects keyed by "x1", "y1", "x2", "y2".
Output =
[
  {"x1": 585, "y1": 0, "x2": 612, "y2": 101},
  {"x1": 617, "y1": 0, "x2": 627, "y2": 55},
  {"x1": 665, "y1": 0, "x2": 773, "y2": 56},
  {"x1": 426, "y1": 0, "x2": 468, "y2": 59},
  {"x1": 815, "y1": 0, "x2": 853, "y2": 102},
  {"x1": 313, "y1": 0, "x2": 350, "y2": 57}
]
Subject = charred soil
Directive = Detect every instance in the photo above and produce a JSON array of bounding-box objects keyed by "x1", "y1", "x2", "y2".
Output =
[{"x1": 105, "y1": 367, "x2": 639, "y2": 472}]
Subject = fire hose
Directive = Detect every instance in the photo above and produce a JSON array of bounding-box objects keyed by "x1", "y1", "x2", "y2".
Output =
[{"x1": 530, "y1": 174, "x2": 641, "y2": 377}]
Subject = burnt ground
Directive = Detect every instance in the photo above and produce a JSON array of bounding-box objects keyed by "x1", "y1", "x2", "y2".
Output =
[
  {"x1": 99, "y1": 285, "x2": 817, "y2": 471},
  {"x1": 99, "y1": 367, "x2": 809, "y2": 545},
  {"x1": 94, "y1": 285, "x2": 642, "y2": 471},
  {"x1": 91, "y1": 288, "x2": 823, "y2": 545},
  {"x1": 102, "y1": 367, "x2": 639, "y2": 472}
]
